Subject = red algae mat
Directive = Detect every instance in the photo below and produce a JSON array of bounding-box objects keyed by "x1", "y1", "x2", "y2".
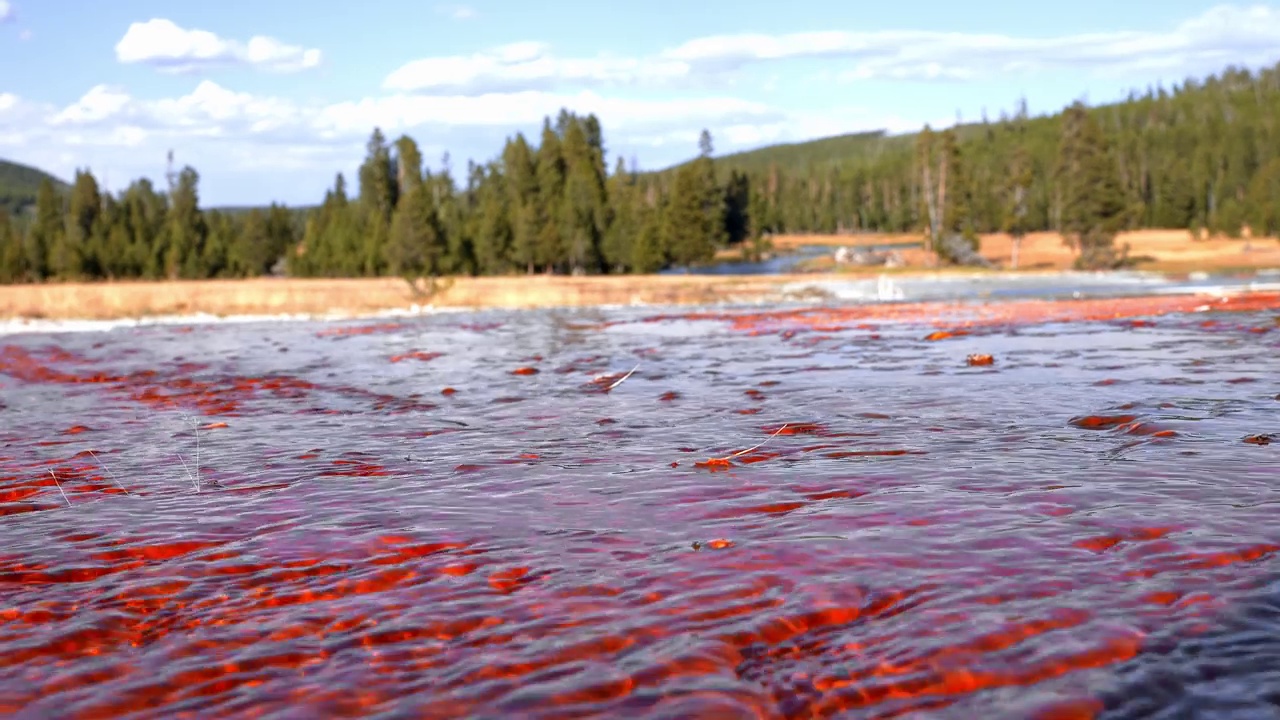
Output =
[{"x1": 1, "y1": 292, "x2": 1278, "y2": 718}]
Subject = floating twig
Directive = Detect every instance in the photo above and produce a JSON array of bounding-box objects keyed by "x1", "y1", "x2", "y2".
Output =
[
  {"x1": 605, "y1": 363, "x2": 641, "y2": 391},
  {"x1": 88, "y1": 450, "x2": 130, "y2": 496},
  {"x1": 695, "y1": 423, "x2": 791, "y2": 470},
  {"x1": 48, "y1": 469, "x2": 70, "y2": 507}
]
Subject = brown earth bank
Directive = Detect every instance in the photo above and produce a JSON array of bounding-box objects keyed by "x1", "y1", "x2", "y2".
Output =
[
  {"x1": 0, "y1": 275, "x2": 841, "y2": 321},
  {"x1": 3, "y1": 228, "x2": 1278, "y2": 322},
  {"x1": 769, "y1": 229, "x2": 1280, "y2": 274}
]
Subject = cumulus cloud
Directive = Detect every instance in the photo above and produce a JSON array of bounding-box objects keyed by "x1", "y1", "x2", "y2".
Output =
[
  {"x1": 12, "y1": 3, "x2": 1280, "y2": 205},
  {"x1": 384, "y1": 3, "x2": 1280, "y2": 95},
  {"x1": 42, "y1": 81, "x2": 771, "y2": 141},
  {"x1": 0, "y1": 79, "x2": 869, "y2": 202},
  {"x1": 665, "y1": 4, "x2": 1280, "y2": 81},
  {"x1": 115, "y1": 18, "x2": 322, "y2": 73},
  {"x1": 383, "y1": 41, "x2": 691, "y2": 93}
]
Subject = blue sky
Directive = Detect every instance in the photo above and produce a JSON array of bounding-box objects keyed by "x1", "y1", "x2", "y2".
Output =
[{"x1": 3, "y1": 1, "x2": 1280, "y2": 207}]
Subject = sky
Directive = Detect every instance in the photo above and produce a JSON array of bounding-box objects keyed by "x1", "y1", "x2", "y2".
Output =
[{"x1": 2, "y1": 1, "x2": 1280, "y2": 207}]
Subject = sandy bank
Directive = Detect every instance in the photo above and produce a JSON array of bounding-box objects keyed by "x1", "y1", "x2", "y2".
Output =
[
  {"x1": 771, "y1": 229, "x2": 1280, "y2": 273},
  {"x1": 0, "y1": 274, "x2": 847, "y2": 321}
]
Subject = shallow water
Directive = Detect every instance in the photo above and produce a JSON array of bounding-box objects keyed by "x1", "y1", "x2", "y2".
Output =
[{"x1": 1, "y1": 293, "x2": 1278, "y2": 719}]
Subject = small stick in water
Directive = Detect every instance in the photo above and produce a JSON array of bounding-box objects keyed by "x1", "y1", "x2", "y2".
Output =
[
  {"x1": 49, "y1": 469, "x2": 71, "y2": 507},
  {"x1": 89, "y1": 450, "x2": 130, "y2": 496},
  {"x1": 176, "y1": 451, "x2": 199, "y2": 493},
  {"x1": 695, "y1": 424, "x2": 791, "y2": 469},
  {"x1": 605, "y1": 363, "x2": 641, "y2": 391}
]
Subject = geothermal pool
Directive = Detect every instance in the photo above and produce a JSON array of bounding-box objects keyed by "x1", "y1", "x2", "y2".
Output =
[{"x1": 1, "y1": 292, "x2": 1278, "y2": 719}]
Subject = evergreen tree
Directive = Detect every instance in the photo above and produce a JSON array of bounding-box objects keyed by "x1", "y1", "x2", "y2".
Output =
[
  {"x1": 724, "y1": 170, "x2": 751, "y2": 248},
  {"x1": 386, "y1": 176, "x2": 446, "y2": 280},
  {"x1": 631, "y1": 184, "x2": 666, "y2": 272},
  {"x1": 53, "y1": 169, "x2": 102, "y2": 279},
  {"x1": 431, "y1": 154, "x2": 470, "y2": 274},
  {"x1": 602, "y1": 156, "x2": 636, "y2": 272},
  {"x1": 502, "y1": 133, "x2": 541, "y2": 273},
  {"x1": 358, "y1": 128, "x2": 397, "y2": 275},
  {"x1": 0, "y1": 209, "x2": 22, "y2": 282},
  {"x1": 394, "y1": 135, "x2": 424, "y2": 194},
  {"x1": 1247, "y1": 157, "x2": 1280, "y2": 237},
  {"x1": 163, "y1": 166, "x2": 206, "y2": 279},
  {"x1": 1057, "y1": 102, "x2": 1131, "y2": 269},
  {"x1": 472, "y1": 162, "x2": 513, "y2": 274},
  {"x1": 560, "y1": 114, "x2": 607, "y2": 274},
  {"x1": 27, "y1": 178, "x2": 61, "y2": 280},
  {"x1": 1004, "y1": 145, "x2": 1034, "y2": 269},
  {"x1": 663, "y1": 131, "x2": 725, "y2": 266},
  {"x1": 534, "y1": 119, "x2": 566, "y2": 271}
]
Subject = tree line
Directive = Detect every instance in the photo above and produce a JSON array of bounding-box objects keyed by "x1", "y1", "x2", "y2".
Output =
[{"x1": 2, "y1": 60, "x2": 1280, "y2": 282}]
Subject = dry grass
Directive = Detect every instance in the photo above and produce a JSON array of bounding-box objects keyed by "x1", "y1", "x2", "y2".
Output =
[
  {"x1": 0, "y1": 275, "x2": 827, "y2": 321},
  {"x1": 773, "y1": 229, "x2": 1280, "y2": 273},
  {"x1": 4, "y1": 229, "x2": 1277, "y2": 321}
]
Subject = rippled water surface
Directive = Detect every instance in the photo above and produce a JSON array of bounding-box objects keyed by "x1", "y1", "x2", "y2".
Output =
[{"x1": 2, "y1": 292, "x2": 1278, "y2": 719}]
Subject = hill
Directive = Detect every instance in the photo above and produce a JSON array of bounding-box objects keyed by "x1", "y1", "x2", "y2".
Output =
[
  {"x1": 672, "y1": 112, "x2": 1061, "y2": 179},
  {"x1": 0, "y1": 159, "x2": 69, "y2": 217},
  {"x1": 707, "y1": 130, "x2": 904, "y2": 175}
]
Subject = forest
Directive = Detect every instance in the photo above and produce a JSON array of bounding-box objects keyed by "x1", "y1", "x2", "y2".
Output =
[{"x1": 2, "y1": 59, "x2": 1280, "y2": 283}]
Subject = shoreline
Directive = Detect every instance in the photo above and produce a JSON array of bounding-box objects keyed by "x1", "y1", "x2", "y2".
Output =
[{"x1": 2, "y1": 269, "x2": 1279, "y2": 328}]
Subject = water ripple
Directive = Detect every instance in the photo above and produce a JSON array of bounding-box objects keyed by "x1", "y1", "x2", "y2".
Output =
[{"x1": 0, "y1": 294, "x2": 1277, "y2": 718}]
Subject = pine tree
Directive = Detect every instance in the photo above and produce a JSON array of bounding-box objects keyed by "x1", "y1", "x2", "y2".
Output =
[
  {"x1": 502, "y1": 133, "x2": 540, "y2": 273},
  {"x1": 358, "y1": 129, "x2": 397, "y2": 275},
  {"x1": 534, "y1": 119, "x2": 566, "y2": 271},
  {"x1": 1004, "y1": 145, "x2": 1034, "y2": 269},
  {"x1": 0, "y1": 209, "x2": 22, "y2": 283},
  {"x1": 1246, "y1": 157, "x2": 1280, "y2": 237},
  {"x1": 432, "y1": 153, "x2": 470, "y2": 274},
  {"x1": 163, "y1": 166, "x2": 206, "y2": 279},
  {"x1": 386, "y1": 178, "x2": 446, "y2": 280},
  {"x1": 472, "y1": 162, "x2": 513, "y2": 274},
  {"x1": 560, "y1": 114, "x2": 607, "y2": 274},
  {"x1": 201, "y1": 210, "x2": 233, "y2": 278},
  {"x1": 53, "y1": 169, "x2": 103, "y2": 279},
  {"x1": 394, "y1": 135, "x2": 424, "y2": 195},
  {"x1": 1057, "y1": 102, "x2": 1131, "y2": 269},
  {"x1": 602, "y1": 156, "x2": 635, "y2": 272},
  {"x1": 27, "y1": 178, "x2": 61, "y2": 280},
  {"x1": 663, "y1": 132, "x2": 725, "y2": 267},
  {"x1": 631, "y1": 184, "x2": 666, "y2": 273},
  {"x1": 724, "y1": 170, "x2": 751, "y2": 248}
]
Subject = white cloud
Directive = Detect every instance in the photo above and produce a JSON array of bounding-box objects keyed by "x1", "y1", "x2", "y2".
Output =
[
  {"x1": 115, "y1": 18, "x2": 322, "y2": 73},
  {"x1": 1, "y1": 79, "x2": 880, "y2": 203},
  {"x1": 44, "y1": 80, "x2": 775, "y2": 141},
  {"x1": 0, "y1": 1, "x2": 12, "y2": 23},
  {"x1": 384, "y1": 3, "x2": 1280, "y2": 95},
  {"x1": 320, "y1": 89, "x2": 772, "y2": 137},
  {"x1": 435, "y1": 4, "x2": 476, "y2": 20},
  {"x1": 383, "y1": 41, "x2": 691, "y2": 93},
  {"x1": 662, "y1": 4, "x2": 1280, "y2": 81},
  {"x1": 9, "y1": 3, "x2": 1280, "y2": 206}
]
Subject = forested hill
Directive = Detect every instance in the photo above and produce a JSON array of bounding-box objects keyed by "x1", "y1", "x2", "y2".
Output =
[
  {"x1": 0, "y1": 160, "x2": 68, "y2": 217},
  {"x1": 702, "y1": 131, "x2": 901, "y2": 176},
  {"x1": 2, "y1": 60, "x2": 1280, "y2": 283},
  {"x1": 673, "y1": 63, "x2": 1279, "y2": 241}
]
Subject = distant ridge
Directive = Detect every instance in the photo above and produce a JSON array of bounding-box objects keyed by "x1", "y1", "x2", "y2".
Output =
[{"x1": 0, "y1": 159, "x2": 69, "y2": 216}]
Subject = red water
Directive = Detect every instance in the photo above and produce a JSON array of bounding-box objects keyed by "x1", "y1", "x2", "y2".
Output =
[{"x1": 1, "y1": 293, "x2": 1278, "y2": 718}]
